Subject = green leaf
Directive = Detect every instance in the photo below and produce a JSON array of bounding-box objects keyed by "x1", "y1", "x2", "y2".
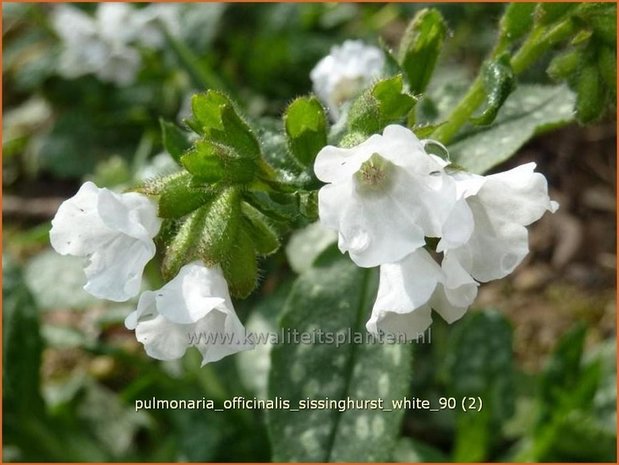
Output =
[
  {"x1": 538, "y1": 325, "x2": 588, "y2": 419},
  {"x1": 241, "y1": 202, "x2": 280, "y2": 256},
  {"x1": 547, "y1": 48, "x2": 583, "y2": 81},
  {"x1": 267, "y1": 249, "x2": 412, "y2": 461},
  {"x1": 575, "y1": 2, "x2": 617, "y2": 46},
  {"x1": 244, "y1": 191, "x2": 300, "y2": 223},
  {"x1": 159, "y1": 118, "x2": 192, "y2": 165},
  {"x1": 181, "y1": 138, "x2": 257, "y2": 184},
  {"x1": 190, "y1": 90, "x2": 260, "y2": 159},
  {"x1": 284, "y1": 96, "x2": 328, "y2": 167},
  {"x1": 471, "y1": 54, "x2": 515, "y2": 126},
  {"x1": 3, "y1": 257, "x2": 45, "y2": 416},
  {"x1": 535, "y1": 3, "x2": 576, "y2": 25},
  {"x1": 449, "y1": 84, "x2": 576, "y2": 174},
  {"x1": 134, "y1": 171, "x2": 187, "y2": 196},
  {"x1": 161, "y1": 205, "x2": 209, "y2": 280},
  {"x1": 598, "y1": 46, "x2": 617, "y2": 96},
  {"x1": 348, "y1": 75, "x2": 416, "y2": 136},
  {"x1": 158, "y1": 172, "x2": 217, "y2": 218},
  {"x1": 397, "y1": 8, "x2": 446, "y2": 95},
  {"x1": 513, "y1": 325, "x2": 613, "y2": 462},
  {"x1": 198, "y1": 186, "x2": 242, "y2": 265},
  {"x1": 575, "y1": 62, "x2": 606, "y2": 124},
  {"x1": 546, "y1": 410, "x2": 617, "y2": 462},
  {"x1": 445, "y1": 310, "x2": 515, "y2": 462},
  {"x1": 221, "y1": 228, "x2": 257, "y2": 298},
  {"x1": 452, "y1": 408, "x2": 494, "y2": 462},
  {"x1": 160, "y1": 180, "x2": 241, "y2": 280},
  {"x1": 500, "y1": 3, "x2": 535, "y2": 43}
]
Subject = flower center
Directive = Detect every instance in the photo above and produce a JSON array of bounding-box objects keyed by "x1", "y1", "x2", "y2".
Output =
[{"x1": 355, "y1": 153, "x2": 393, "y2": 191}]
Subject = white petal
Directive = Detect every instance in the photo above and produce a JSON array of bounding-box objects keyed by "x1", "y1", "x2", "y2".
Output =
[
  {"x1": 50, "y1": 181, "x2": 114, "y2": 256},
  {"x1": 97, "y1": 189, "x2": 161, "y2": 240},
  {"x1": 323, "y1": 180, "x2": 426, "y2": 267},
  {"x1": 431, "y1": 253, "x2": 478, "y2": 323},
  {"x1": 378, "y1": 125, "x2": 439, "y2": 172},
  {"x1": 314, "y1": 135, "x2": 381, "y2": 183},
  {"x1": 193, "y1": 309, "x2": 253, "y2": 365},
  {"x1": 96, "y1": 3, "x2": 136, "y2": 44},
  {"x1": 50, "y1": 182, "x2": 160, "y2": 301},
  {"x1": 479, "y1": 162, "x2": 558, "y2": 225},
  {"x1": 389, "y1": 168, "x2": 457, "y2": 239},
  {"x1": 52, "y1": 5, "x2": 97, "y2": 44},
  {"x1": 125, "y1": 290, "x2": 157, "y2": 330},
  {"x1": 83, "y1": 234, "x2": 155, "y2": 301},
  {"x1": 135, "y1": 315, "x2": 191, "y2": 361},
  {"x1": 156, "y1": 262, "x2": 229, "y2": 325},
  {"x1": 451, "y1": 197, "x2": 530, "y2": 282},
  {"x1": 437, "y1": 198, "x2": 475, "y2": 252},
  {"x1": 367, "y1": 249, "x2": 442, "y2": 339},
  {"x1": 374, "y1": 251, "x2": 441, "y2": 311},
  {"x1": 429, "y1": 288, "x2": 468, "y2": 325},
  {"x1": 450, "y1": 170, "x2": 486, "y2": 198},
  {"x1": 366, "y1": 304, "x2": 432, "y2": 341}
]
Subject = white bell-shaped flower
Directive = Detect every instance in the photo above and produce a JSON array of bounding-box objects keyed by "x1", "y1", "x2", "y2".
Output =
[
  {"x1": 125, "y1": 262, "x2": 253, "y2": 365},
  {"x1": 310, "y1": 40, "x2": 385, "y2": 120},
  {"x1": 445, "y1": 163, "x2": 559, "y2": 282},
  {"x1": 51, "y1": 3, "x2": 141, "y2": 86},
  {"x1": 50, "y1": 182, "x2": 161, "y2": 302},
  {"x1": 314, "y1": 125, "x2": 462, "y2": 268},
  {"x1": 366, "y1": 249, "x2": 478, "y2": 340}
]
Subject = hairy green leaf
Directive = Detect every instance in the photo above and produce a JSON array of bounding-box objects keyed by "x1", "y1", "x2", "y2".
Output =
[
  {"x1": 190, "y1": 90, "x2": 260, "y2": 159},
  {"x1": 284, "y1": 96, "x2": 328, "y2": 168},
  {"x1": 471, "y1": 54, "x2": 515, "y2": 126},
  {"x1": 500, "y1": 3, "x2": 535, "y2": 43},
  {"x1": 159, "y1": 118, "x2": 192, "y2": 165},
  {"x1": 158, "y1": 172, "x2": 216, "y2": 218},
  {"x1": 348, "y1": 75, "x2": 416, "y2": 136},
  {"x1": 397, "y1": 8, "x2": 446, "y2": 94}
]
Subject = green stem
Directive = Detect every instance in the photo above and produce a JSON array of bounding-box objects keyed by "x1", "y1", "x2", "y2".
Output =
[
  {"x1": 512, "y1": 18, "x2": 576, "y2": 74},
  {"x1": 431, "y1": 17, "x2": 576, "y2": 145},
  {"x1": 430, "y1": 77, "x2": 485, "y2": 144}
]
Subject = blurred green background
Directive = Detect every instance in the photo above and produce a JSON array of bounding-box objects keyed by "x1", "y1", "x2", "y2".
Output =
[{"x1": 3, "y1": 3, "x2": 616, "y2": 462}]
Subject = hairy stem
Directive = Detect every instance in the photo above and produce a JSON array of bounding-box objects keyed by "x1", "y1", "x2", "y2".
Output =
[{"x1": 431, "y1": 17, "x2": 576, "y2": 145}]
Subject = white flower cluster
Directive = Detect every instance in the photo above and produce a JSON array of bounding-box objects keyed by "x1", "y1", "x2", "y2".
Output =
[
  {"x1": 310, "y1": 40, "x2": 385, "y2": 121},
  {"x1": 51, "y1": 3, "x2": 181, "y2": 85},
  {"x1": 314, "y1": 125, "x2": 558, "y2": 339},
  {"x1": 50, "y1": 182, "x2": 252, "y2": 364}
]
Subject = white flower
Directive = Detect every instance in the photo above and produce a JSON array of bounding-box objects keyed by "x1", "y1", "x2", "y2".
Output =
[
  {"x1": 366, "y1": 249, "x2": 478, "y2": 339},
  {"x1": 444, "y1": 163, "x2": 559, "y2": 282},
  {"x1": 314, "y1": 124, "x2": 462, "y2": 268},
  {"x1": 134, "y1": 3, "x2": 183, "y2": 49},
  {"x1": 125, "y1": 262, "x2": 253, "y2": 365},
  {"x1": 52, "y1": 4, "x2": 141, "y2": 85},
  {"x1": 50, "y1": 182, "x2": 161, "y2": 302},
  {"x1": 310, "y1": 40, "x2": 385, "y2": 120}
]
